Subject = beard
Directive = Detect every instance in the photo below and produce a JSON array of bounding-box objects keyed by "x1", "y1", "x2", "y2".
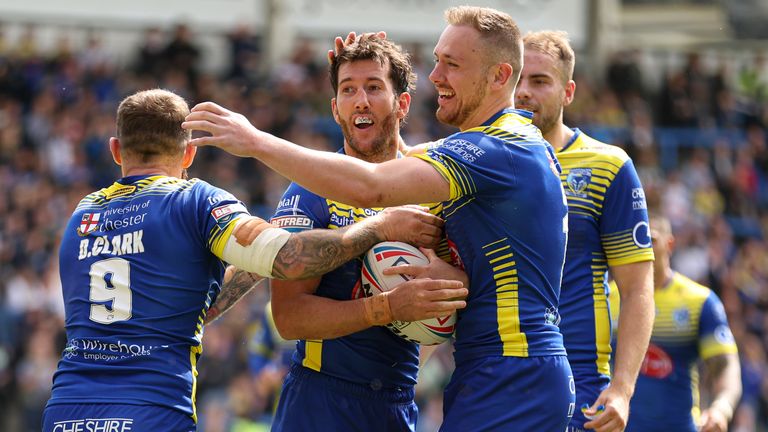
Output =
[
  {"x1": 529, "y1": 106, "x2": 559, "y2": 136},
  {"x1": 436, "y1": 80, "x2": 487, "y2": 129},
  {"x1": 339, "y1": 102, "x2": 400, "y2": 163}
]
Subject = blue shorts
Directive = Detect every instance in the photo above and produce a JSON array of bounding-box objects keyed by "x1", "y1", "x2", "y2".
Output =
[
  {"x1": 272, "y1": 363, "x2": 417, "y2": 432},
  {"x1": 441, "y1": 355, "x2": 574, "y2": 432},
  {"x1": 42, "y1": 403, "x2": 195, "y2": 432},
  {"x1": 568, "y1": 369, "x2": 610, "y2": 429}
]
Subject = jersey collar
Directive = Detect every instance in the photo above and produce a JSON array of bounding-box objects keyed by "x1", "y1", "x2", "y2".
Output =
[
  {"x1": 558, "y1": 128, "x2": 582, "y2": 153},
  {"x1": 482, "y1": 107, "x2": 532, "y2": 127}
]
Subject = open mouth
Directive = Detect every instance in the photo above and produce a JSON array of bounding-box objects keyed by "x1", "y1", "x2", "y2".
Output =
[
  {"x1": 354, "y1": 116, "x2": 374, "y2": 129},
  {"x1": 437, "y1": 89, "x2": 455, "y2": 101}
]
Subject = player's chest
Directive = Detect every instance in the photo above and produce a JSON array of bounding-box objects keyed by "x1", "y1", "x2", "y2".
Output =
[{"x1": 325, "y1": 200, "x2": 383, "y2": 228}]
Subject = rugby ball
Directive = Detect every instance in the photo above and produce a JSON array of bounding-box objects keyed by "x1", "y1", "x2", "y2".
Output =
[{"x1": 361, "y1": 241, "x2": 456, "y2": 345}]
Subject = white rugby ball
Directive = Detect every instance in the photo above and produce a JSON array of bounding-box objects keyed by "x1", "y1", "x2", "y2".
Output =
[{"x1": 361, "y1": 241, "x2": 456, "y2": 345}]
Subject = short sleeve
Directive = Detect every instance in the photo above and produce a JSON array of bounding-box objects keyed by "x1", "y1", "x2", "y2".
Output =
[
  {"x1": 600, "y1": 160, "x2": 655, "y2": 266},
  {"x1": 270, "y1": 182, "x2": 329, "y2": 232},
  {"x1": 698, "y1": 292, "x2": 738, "y2": 360}
]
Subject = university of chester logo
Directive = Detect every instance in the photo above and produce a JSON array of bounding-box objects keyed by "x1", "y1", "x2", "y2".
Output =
[{"x1": 566, "y1": 168, "x2": 592, "y2": 197}]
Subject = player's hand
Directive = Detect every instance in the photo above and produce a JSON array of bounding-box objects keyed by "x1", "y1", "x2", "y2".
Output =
[
  {"x1": 387, "y1": 278, "x2": 467, "y2": 322},
  {"x1": 182, "y1": 102, "x2": 263, "y2": 157},
  {"x1": 376, "y1": 205, "x2": 444, "y2": 249},
  {"x1": 327, "y1": 31, "x2": 387, "y2": 64},
  {"x1": 699, "y1": 407, "x2": 729, "y2": 432},
  {"x1": 383, "y1": 248, "x2": 469, "y2": 289},
  {"x1": 583, "y1": 385, "x2": 630, "y2": 432}
]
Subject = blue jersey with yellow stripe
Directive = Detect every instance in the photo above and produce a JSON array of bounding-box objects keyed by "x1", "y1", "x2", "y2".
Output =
[
  {"x1": 49, "y1": 175, "x2": 249, "y2": 421},
  {"x1": 627, "y1": 272, "x2": 738, "y2": 431},
  {"x1": 413, "y1": 108, "x2": 568, "y2": 363},
  {"x1": 557, "y1": 130, "x2": 654, "y2": 380},
  {"x1": 270, "y1": 153, "x2": 447, "y2": 389}
]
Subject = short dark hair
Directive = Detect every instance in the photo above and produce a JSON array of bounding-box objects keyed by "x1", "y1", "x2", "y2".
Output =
[
  {"x1": 116, "y1": 89, "x2": 191, "y2": 162},
  {"x1": 329, "y1": 34, "x2": 416, "y2": 96}
]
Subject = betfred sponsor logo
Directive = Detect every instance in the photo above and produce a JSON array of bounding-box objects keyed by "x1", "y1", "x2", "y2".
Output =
[
  {"x1": 271, "y1": 215, "x2": 313, "y2": 229},
  {"x1": 53, "y1": 418, "x2": 134, "y2": 431},
  {"x1": 640, "y1": 343, "x2": 673, "y2": 379},
  {"x1": 211, "y1": 203, "x2": 247, "y2": 221}
]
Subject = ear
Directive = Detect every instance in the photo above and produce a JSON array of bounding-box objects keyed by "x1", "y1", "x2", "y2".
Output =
[
  {"x1": 491, "y1": 63, "x2": 514, "y2": 89},
  {"x1": 182, "y1": 143, "x2": 197, "y2": 169},
  {"x1": 563, "y1": 80, "x2": 576, "y2": 108},
  {"x1": 667, "y1": 235, "x2": 676, "y2": 254},
  {"x1": 109, "y1": 137, "x2": 122, "y2": 166},
  {"x1": 331, "y1": 98, "x2": 341, "y2": 124},
  {"x1": 396, "y1": 92, "x2": 411, "y2": 120}
]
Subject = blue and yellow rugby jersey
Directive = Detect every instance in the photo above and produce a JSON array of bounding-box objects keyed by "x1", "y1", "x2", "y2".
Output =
[
  {"x1": 556, "y1": 129, "x2": 654, "y2": 379},
  {"x1": 271, "y1": 150, "x2": 448, "y2": 389},
  {"x1": 49, "y1": 175, "x2": 249, "y2": 420},
  {"x1": 412, "y1": 108, "x2": 568, "y2": 363},
  {"x1": 626, "y1": 272, "x2": 738, "y2": 431}
]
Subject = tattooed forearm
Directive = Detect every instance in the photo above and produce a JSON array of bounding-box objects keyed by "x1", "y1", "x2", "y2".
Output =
[
  {"x1": 703, "y1": 353, "x2": 742, "y2": 414},
  {"x1": 205, "y1": 269, "x2": 264, "y2": 324},
  {"x1": 272, "y1": 220, "x2": 383, "y2": 279}
]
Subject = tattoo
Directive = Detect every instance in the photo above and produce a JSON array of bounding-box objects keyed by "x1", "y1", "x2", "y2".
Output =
[
  {"x1": 703, "y1": 354, "x2": 729, "y2": 382},
  {"x1": 272, "y1": 221, "x2": 382, "y2": 279},
  {"x1": 205, "y1": 269, "x2": 264, "y2": 324}
]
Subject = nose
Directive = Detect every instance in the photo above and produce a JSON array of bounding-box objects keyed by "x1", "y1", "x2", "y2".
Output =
[
  {"x1": 429, "y1": 62, "x2": 442, "y2": 85},
  {"x1": 353, "y1": 88, "x2": 370, "y2": 111},
  {"x1": 515, "y1": 81, "x2": 530, "y2": 102}
]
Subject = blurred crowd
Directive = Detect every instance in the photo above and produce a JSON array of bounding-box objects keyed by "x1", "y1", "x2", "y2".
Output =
[{"x1": 0, "y1": 22, "x2": 766, "y2": 432}]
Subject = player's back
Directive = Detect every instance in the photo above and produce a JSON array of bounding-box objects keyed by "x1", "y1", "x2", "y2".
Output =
[{"x1": 50, "y1": 175, "x2": 234, "y2": 417}]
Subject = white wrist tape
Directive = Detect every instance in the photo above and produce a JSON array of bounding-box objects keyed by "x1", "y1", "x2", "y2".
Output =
[{"x1": 221, "y1": 226, "x2": 291, "y2": 278}]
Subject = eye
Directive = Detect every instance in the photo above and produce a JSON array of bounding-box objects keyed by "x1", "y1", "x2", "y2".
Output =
[
  {"x1": 368, "y1": 84, "x2": 382, "y2": 92},
  {"x1": 341, "y1": 86, "x2": 355, "y2": 95}
]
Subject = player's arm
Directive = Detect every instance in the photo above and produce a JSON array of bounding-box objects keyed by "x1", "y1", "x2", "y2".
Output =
[
  {"x1": 699, "y1": 353, "x2": 741, "y2": 432},
  {"x1": 183, "y1": 102, "x2": 450, "y2": 207},
  {"x1": 205, "y1": 265, "x2": 265, "y2": 325},
  {"x1": 272, "y1": 277, "x2": 467, "y2": 340},
  {"x1": 271, "y1": 246, "x2": 469, "y2": 339},
  {"x1": 219, "y1": 205, "x2": 443, "y2": 280},
  {"x1": 585, "y1": 260, "x2": 654, "y2": 432}
]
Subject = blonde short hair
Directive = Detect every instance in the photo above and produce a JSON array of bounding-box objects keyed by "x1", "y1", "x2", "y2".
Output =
[
  {"x1": 523, "y1": 31, "x2": 575, "y2": 84},
  {"x1": 445, "y1": 6, "x2": 523, "y2": 83}
]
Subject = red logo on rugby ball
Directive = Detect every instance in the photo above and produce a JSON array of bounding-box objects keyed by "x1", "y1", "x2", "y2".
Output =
[{"x1": 640, "y1": 343, "x2": 673, "y2": 379}]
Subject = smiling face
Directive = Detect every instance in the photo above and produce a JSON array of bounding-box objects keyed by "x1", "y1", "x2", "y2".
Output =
[
  {"x1": 331, "y1": 59, "x2": 409, "y2": 163},
  {"x1": 515, "y1": 49, "x2": 574, "y2": 136},
  {"x1": 429, "y1": 25, "x2": 491, "y2": 130}
]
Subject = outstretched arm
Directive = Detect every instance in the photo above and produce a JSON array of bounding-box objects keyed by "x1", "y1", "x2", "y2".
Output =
[
  {"x1": 220, "y1": 206, "x2": 444, "y2": 280},
  {"x1": 183, "y1": 102, "x2": 449, "y2": 208},
  {"x1": 584, "y1": 260, "x2": 654, "y2": 432}
]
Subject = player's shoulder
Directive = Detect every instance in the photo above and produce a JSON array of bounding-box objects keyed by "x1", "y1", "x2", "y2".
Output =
[
  {"x1": 670, "y1": 272, "x2": 712, "y2": 303},
  {"x1": 568, "y1": 131, "x2": 632, "y2": 165}
]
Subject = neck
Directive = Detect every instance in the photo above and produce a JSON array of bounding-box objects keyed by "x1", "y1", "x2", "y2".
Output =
[
  {"x1": 121, "y1": 164, "x2": 182, "y2": 178},
  {"x1": 653, "y1": 265, "x2": 674, "y2": 290},
  {"x1": 343, "y1": 141, "x2": 399, "y2": 164},
  {"x1": 543, "y1": 122, "x2": 575, "y2": 151},
  {"x1": 458, "y1": 94, "x2": 513, "y2": 131}
]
